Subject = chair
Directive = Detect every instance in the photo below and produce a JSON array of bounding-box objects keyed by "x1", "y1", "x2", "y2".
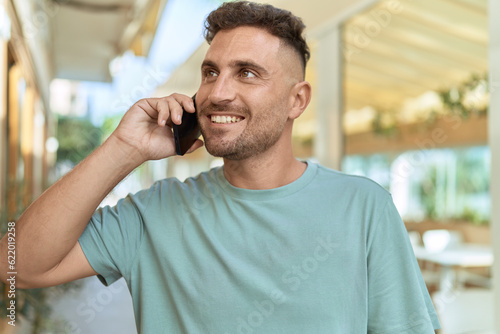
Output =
[
  {"x1": 422, "y1": 229, "x2": 463, "y2": 253},
  {"x1": 422, "y1": 229, "x2": 491, "y2": 290},
  {"x1": 407, "y1": 230, "x2": 423, "y2": 248},
  {"x1": 407, "y1": 230, "x2": 441, "y2": 291}
]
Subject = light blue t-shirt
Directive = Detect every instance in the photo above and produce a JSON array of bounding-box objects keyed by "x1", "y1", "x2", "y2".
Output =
[{"x1": 79, "y1": 162, "x2": 440, "y2": 333}]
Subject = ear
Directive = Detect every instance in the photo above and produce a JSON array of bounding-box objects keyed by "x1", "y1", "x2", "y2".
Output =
[{"x1": 288, "y1": 81, "x2": 312, "y2": 120}]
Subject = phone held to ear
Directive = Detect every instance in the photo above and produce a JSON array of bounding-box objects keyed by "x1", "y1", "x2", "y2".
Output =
[{"x1": 172, "y1": 94, "x2": 201, "y2": 156}]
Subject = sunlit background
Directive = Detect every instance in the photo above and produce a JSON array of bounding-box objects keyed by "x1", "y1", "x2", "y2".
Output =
[{"x1": 1, "y1": 0, "x2": 499, "y2": 333}]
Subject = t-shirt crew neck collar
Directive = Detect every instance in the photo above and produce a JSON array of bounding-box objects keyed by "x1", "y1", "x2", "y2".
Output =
[{"x1": 215, "y1": 161, "x2": 317, "y2": 201}]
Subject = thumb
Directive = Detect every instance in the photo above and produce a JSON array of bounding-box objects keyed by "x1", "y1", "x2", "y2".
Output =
[{"x1": 185, "y1": 139, "x2": 204, "y2": 154}]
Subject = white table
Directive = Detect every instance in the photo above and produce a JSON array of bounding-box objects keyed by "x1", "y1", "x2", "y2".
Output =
[{"x1": 412, "y1": 244, "x2": 493, "y2": 291}]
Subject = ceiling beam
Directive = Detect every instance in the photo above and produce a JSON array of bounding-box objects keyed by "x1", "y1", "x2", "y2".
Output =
[
  {"x1": 346, "y1": 48, "x2": 471, "y2": 88},
  {"x1": 441, "y1": 0, "x2": 487, "y2": 15},
  {"x1": 399, "y1": 1, "x2": 487, "y2": 46},
  {"x1": 346, "y1": 16, "x2": 487, "y2": 65}
]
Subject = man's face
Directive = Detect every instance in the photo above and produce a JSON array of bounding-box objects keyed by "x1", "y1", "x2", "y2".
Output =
[{"x1": 196, "y1": 26, "x2": 301, "y2": 160}]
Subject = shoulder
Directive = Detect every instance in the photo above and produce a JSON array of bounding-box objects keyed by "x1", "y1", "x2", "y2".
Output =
[
  {"x1": 143, "y1": 167, "x2": 221, "y2": 201},
  {"x1": 310, "y1": 162, "x2": 391, "y2": 201},
  {"x1": 99, "y1": 168, "x2": 222, "y2": 220}
]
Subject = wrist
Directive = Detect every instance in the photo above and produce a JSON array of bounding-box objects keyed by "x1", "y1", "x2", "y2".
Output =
[{"x1": 102, "y1": 134, "x2": 145, "y2": 172}]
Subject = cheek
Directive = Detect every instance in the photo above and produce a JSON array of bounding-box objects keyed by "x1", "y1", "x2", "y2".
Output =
[
  {"x1": 196, "y1": 80, "x2": 220, "y2": 101},
  {"x1": 195, "y1": 87, "x2": 209, "y2": 106},
  {"x1": 256, "y1": 91, "x2": 289, "y2": 119},
  {"x1": 249, "y1": 103, "x2": 289, "y2": 129}
]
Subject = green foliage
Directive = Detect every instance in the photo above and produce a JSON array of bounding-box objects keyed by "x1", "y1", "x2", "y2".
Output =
[
  {"x1": 371, "y1": 108, "x2": 398, "y2": 137},
  {"x1": 0, "y1": 117, "x2": 98, "y2": 332},
  {"x1": 371, "y1": 73, "x2": 489, "y2": 136},
  {"x1": 56, "y1": 117, "x2": 102, "y2": 165},
  {"x1": 459, "y1": 207, "x2": 489, "y2": 226},
  {"x1": 438, "y1": 73, "x2": 489, "y2": 118},
  {"x1": 417, "y1": 148, "x2": 490, "y2": 225},
  {"x1": 1, "y1": 208, "x2": 82, "y2": 333},
  {"x1": 456, "y1": 152, "x2": 490, "y2": 195},
  {"x1": 100, "y1": 114, "x2": 122, "y2": 138},
  {"x1": 419, "y1": 165, "x2": 438, "y2": 220}
]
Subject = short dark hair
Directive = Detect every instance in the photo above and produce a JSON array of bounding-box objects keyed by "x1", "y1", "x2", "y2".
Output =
[{"x1": 204, "y1": 1, "x2": 310, "y2": 73}]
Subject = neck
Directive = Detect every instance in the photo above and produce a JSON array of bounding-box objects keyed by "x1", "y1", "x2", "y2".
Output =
[{"x1": 222, "y1": 137, "x2": 307, "y2": 190}]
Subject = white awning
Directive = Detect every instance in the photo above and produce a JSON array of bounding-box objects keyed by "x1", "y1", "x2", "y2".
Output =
[
  {"x1": 50, "y1": 0, "x2": 167, "y2": 82},
  {"x1": 10, "y1": 0, "x2": 167, "y2": 83}
]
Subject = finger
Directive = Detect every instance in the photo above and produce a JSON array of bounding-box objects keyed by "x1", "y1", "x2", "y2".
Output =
[
  {"x1": 169, "y1": 94, "x2": 196, "y2": 125},
  {"x1": 134, "y1": 98, "x2": 161, "y2": 121},
  {"x1": 172, "y1": 92, "x2": 196, "y2": 113},
  {"x1": 155, "y1": 98, "x2": 171, "y2": 127},
  {"x1": 184, "y1": 96, "x2": 196, "y2": 114},
  {"x1": 185, "y1": 139, "x2": 204, "y2": 154},
  {"x1": 166, "y1": 97, "x2": 183, "y2": 125},
  {"x1": 136, "y1": 95, "x2": 194, "y2": 127}
]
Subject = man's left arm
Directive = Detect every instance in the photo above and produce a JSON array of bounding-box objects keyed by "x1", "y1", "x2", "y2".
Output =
[{"x1": 366, "y1": 197, "x2": 440, "y2": 334}]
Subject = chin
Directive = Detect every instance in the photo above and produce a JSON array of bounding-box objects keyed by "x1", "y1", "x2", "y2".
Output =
[{"x1": 208, "y1": 142, "x2": 268, "y2": 161}]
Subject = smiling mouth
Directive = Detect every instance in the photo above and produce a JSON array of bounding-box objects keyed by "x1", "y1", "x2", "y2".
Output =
[{"x1": 210, "y1": 115, "x2": 244, "y2": 124}]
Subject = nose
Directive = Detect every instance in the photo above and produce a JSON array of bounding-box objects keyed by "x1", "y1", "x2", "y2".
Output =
[{"x1": 208, "y1": 73, "x2": 236, "y2": 105}]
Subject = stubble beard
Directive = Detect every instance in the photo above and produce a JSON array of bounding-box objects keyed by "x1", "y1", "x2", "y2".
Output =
[{"x1": 199, "y1": 104, "x2": 287, "y2": 161}]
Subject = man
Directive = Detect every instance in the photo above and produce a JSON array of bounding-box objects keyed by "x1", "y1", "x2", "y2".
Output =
[{"x1": 1, "y1": 1, "x2": 440, "y2": 333}]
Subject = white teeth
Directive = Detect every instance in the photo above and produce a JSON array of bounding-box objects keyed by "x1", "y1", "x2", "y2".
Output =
[{"x1": 211, "y1": 115, "x2": 243, "y2": 124}]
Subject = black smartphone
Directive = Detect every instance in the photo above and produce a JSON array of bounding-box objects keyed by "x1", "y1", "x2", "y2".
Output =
[{"x1": 172, "y1": 94, "x2": 201, "y2": 156}]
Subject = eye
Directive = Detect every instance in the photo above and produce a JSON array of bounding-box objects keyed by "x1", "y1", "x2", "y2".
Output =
[
  {"x1": 203, "y1": 68, "x2": 218, "y2": 79},
  {"x1": 241, "y1": 70, "x2": 256, "y2": 78}
]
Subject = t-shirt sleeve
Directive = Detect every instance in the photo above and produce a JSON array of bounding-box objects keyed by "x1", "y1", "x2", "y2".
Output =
[
  {"x1": 79, "y1": 189, "x2": 149, "y2": 286},
  {"x1": 366, "y1": 196, "x2": 441, "y2": 333}
]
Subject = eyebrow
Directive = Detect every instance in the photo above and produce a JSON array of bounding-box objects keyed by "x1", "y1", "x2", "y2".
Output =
[
  {"x1": 201, "y1": 59, "x2": 270, "y2": 76},
  {"x1": 201, "y1": 60, "x2": 217, "y2": 69}
]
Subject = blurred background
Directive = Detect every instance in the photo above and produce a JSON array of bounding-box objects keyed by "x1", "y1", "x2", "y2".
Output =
[{"x1": 1, "y1": 0, "x2": 499, "y2": 333}]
